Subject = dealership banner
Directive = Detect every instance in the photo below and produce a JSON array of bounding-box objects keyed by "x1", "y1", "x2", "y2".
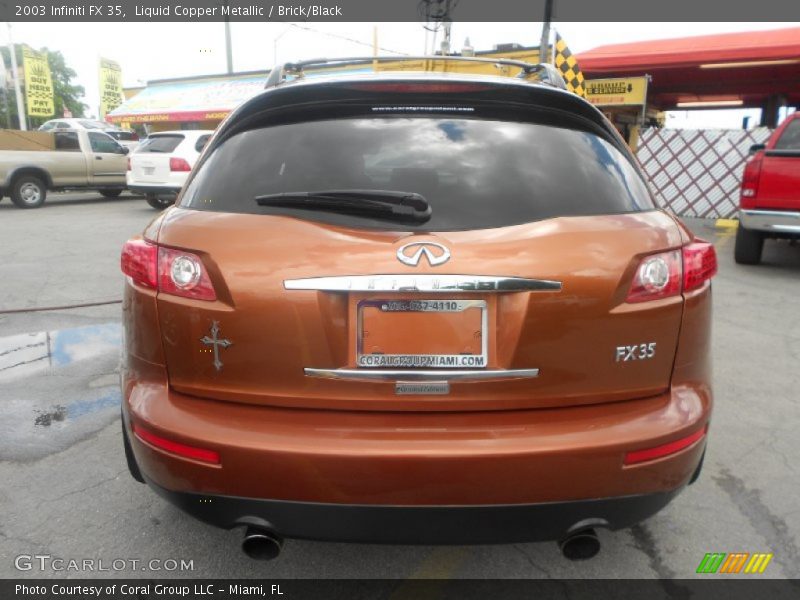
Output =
[
  {"x1": 99, "y1": 58, "x2": 124, "y2": 119},
  {"x1": 21, "y1": 47, "x2": 54, "y2": 118}
]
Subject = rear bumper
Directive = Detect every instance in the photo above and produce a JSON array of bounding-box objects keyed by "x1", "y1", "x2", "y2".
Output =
[
  {"x1": 739, "y1": 209, "x2": 800, "y2": 234},
  {"x1": 123, "y1": 359, "x2": 710, "y2": 539},
  {"x1": 128, "y1": 185, "x2": 181, "y2": 196},
  {"x1": 144, "y1": 475, "x2": 683, "y2": 543}
]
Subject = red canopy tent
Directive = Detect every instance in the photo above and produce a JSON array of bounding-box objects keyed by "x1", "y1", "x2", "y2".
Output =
[{"x1": 577, "y1": 27, "x2": 800, "y2": 124}]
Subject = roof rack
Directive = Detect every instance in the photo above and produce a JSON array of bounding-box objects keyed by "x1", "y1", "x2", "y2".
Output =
[{"x1": 263, "y1": 55, "x2": 567, "y2": 91}]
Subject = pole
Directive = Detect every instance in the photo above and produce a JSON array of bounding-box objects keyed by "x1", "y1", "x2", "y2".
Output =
[
  {"x1": 223, "y1": 0, "x2": 233, "y2": 73},
  {"x1": 539, "y1": 0, "x2": 554, "y2": 63},
  {"x1": 0, "y1": 51, "x2": 10, "y2": 127},
  {"x1": 273, "y1": 25, "x2": 291, "y2": 66},
  {"x1": 6, "y1": 23, "x2": 26, "y2": 130},
  {"x1": 441, "y1": 21, "x2": 451, "y2": 55},
  {"x1": 372, "y1": 26, "x2": 378, "y2": 72}
]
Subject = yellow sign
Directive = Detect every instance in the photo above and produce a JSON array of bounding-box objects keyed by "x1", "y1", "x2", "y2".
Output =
[
  {"x1": 99, "y1": 58, "x2": 124, "y2": 119},
  {"x1": 22, "y1": 47, "x2": 54, "y2": 118},
  {"x1": 585, "y1": 77, "x2": 648, "y2": 107}
]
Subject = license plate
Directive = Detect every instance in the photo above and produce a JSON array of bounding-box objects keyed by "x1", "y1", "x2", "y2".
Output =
[
  {"x1": 143, "y1": 167, "x2": 155, "y2": 175},
  {"x1": 357, "y1": 299, "x2": 487, "y2": 368}
]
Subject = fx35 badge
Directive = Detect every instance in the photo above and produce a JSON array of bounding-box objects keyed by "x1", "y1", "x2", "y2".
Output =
[{"x1": 616, "y1": 343, "x2": 656, "y2": 362}]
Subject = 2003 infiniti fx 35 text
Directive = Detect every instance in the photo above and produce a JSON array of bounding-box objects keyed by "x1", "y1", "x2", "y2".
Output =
[{"x1": 119, "y1": 57, "x2": 717, "y2": 561}]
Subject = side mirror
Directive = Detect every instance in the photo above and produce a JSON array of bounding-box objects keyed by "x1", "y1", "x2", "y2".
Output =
[
  {"x1": 748, "y1": 143, "x2": 765, "y2": 155},
  {"x1": 121, "y1": 146, "x2": 130, "y2": 155}
]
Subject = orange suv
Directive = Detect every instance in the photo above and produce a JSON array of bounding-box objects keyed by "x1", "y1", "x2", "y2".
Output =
[{"x1": 120, "y1": 57, "x2": 717, "y2": 561}]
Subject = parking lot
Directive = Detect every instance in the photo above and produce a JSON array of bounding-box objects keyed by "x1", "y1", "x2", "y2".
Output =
[{"x1": 0, "y1": 192, "x2": 798, "y2": 580}]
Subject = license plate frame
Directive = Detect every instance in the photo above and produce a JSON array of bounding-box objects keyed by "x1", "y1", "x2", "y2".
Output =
[{"x1": 356, "y1": 299, "x2": 488, "y2": 369}]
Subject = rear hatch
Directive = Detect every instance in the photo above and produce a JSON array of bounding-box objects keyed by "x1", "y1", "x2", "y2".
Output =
[
  {"x1": 130, "y1": 134, "x2": 184, "y2": 184},
  {"x1": 152, "y1": 80, "x2": 686, "y2": 412},
  {"x1": 755, "y1": 117, "x2": 800, "y2": 210}
]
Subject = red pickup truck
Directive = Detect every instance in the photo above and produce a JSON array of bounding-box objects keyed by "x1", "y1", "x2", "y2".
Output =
[{"x1": 735, "y1": 113, "x2": 800, "y2": 264}]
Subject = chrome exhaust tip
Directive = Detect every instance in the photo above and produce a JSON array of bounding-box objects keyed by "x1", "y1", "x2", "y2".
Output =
[
  {"x1": 242, "y1": 526, "x2": 283, "y2": 560},
  {"x1": 558, "y1": 528, "x2": 600, "y2": 560}
]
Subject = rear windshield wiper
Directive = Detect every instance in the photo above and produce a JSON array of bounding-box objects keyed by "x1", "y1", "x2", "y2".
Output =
[{"x1": 254, "y1": 189, "x2": 431, "y2": 223}]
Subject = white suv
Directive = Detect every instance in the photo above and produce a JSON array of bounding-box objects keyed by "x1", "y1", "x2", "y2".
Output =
[
  {"x1": 39, "y1": 118, "x2": 139, "y2": 151},
  {"x1": 127, "y1": 130, "x2": 213, "y2": 209}
]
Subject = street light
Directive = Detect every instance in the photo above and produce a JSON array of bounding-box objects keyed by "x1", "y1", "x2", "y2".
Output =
[
  {"x1": 223, "y1": 1, "x2": 233, "y2": 73},
  {"x1": 5, "y1": 22, "x2": 26, "y2": 130},
  {"x1": 273, "y1": 25, "x2": 293, "y2": 66}
]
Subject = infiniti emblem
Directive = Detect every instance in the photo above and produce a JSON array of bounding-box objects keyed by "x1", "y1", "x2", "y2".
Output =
[{"x1": 396, "y1": 242, "x2": 451, "y2": 267}]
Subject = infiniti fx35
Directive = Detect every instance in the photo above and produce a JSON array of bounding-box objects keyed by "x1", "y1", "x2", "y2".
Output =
[{"x1": 120, "y1": 67, "x2": 717, "y2": 559}]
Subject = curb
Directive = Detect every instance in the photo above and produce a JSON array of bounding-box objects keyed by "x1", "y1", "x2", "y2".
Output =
[{"x1": 714, "y1": 218, "x2": 739, "y2": 230}]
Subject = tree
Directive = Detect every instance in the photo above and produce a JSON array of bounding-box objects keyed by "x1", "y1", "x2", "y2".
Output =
[{"x1": 1, "y1": 44, "x2": 87, "y2": 129}]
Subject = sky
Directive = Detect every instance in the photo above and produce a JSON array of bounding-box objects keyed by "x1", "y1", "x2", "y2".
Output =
[{"x1": 1, "y1": 20, "x2": 797, "y2": 127}]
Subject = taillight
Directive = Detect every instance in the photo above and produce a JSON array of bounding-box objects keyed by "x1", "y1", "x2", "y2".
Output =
[
  {"x1": 740, "y1": 152, "x2": 763, "y2": 208},
  {"x1": 121, "y1": 238, "x2": 157, "y2": 289},
  {"x1": 169, "y1": 157, "x2": 192, "y2": 172},
  {"x1": 131, "y1": 132, "x2": 139, "y2": 141},
  {"x1": 158, "y1": 246, "x2": 217, "y2": 301},
  {"x1": 127, "y1": 157, "x2": 131, "y2": 171},
  {"x1": 682, "y1": 240, "x2": 717, "y2": 291},
  {"x1": 120, "y1": 239, "x2": 216, "y2": 301},
  {"x1": 626, "y1": 250, "x2": 682, "y2": 303},
  {"x1": 626, "y1": 241, "x2": 717, "y2": 302}
]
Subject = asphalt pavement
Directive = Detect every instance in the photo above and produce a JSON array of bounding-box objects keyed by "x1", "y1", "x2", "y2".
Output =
[{"x1": 0, "y1": 191, "x2": 798, "y2": 579}]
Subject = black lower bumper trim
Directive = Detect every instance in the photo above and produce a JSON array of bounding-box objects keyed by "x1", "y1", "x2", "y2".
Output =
[
  {"x1": 128, "y1": 186, "x2": 180, "y2": 195},
  {"x1": 146, "y1": 479, "x2": 683, "y2": 544}
]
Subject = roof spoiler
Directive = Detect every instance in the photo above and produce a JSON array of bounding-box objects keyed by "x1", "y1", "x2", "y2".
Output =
[{"x1": 263, "y1": 56, "x2": 567, "y2": 91}]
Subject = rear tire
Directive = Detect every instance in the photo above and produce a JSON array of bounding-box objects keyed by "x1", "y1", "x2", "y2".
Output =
[
  {"x1": 10, "y1": 175, "x2": 47, "y2": 209},
  {"x1": 734, "y1": 225, "x2": 764, "y2": 265},
  {"x1": 146, "y1": 193, "x2": 175, "y2": 210},
  {"x1": 100, "y1": 189, "x2": 123, "y2": 198}
]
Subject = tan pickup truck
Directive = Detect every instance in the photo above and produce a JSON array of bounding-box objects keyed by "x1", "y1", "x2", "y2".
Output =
[{"x1": 0, "y1": 129, "x2": 128, "y2": 208}]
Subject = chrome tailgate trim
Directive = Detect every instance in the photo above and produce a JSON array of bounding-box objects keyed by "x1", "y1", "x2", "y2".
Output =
[
  {"x1": 304, "y1": 367, "x2": 540, "y2": 381},
  {"x1": 285, "y1": 274, "x2": 561, "y2": 293}
]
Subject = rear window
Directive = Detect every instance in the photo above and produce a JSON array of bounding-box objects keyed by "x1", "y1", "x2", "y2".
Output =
[
  {"x1": 137, "y1": 134, "x2": 184, "y2": 153},
  {"x1": 107, "y1": 131, "x2": 137, "y2": 141},
  {"x1": 54, "y1": 131, "x2": 80, "y2": 152},
  {"x1": 774, "y1": 119, "x2": 800, "y2": 150},
  {"x1": 78, "y1": 120, "x2": 107, "y2": 129},
  {"x1": 181, "y1": 117, "x2": 654, "y2": 231}
]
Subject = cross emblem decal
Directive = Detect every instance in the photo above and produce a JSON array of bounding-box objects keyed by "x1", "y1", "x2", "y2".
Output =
[{"x1": 200, "y1": 321, "x2": 232, "y2": 372}]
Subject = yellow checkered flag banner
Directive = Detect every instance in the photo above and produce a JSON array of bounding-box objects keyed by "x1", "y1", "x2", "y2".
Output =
[{"x1": 554, "y1": 32, "x2": 586, "y2": 98}]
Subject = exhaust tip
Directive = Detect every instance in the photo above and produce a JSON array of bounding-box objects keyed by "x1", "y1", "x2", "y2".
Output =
[
  {"x1": 242, "y1": 526, "x2": 283, "y2": 560},
  {"x1": 559, "y1": 528, "x2": 600, "y2": 561}
]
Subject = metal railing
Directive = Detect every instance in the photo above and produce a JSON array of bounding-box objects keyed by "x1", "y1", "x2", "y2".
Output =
[{"x1": 264, "y1": 55, "x2": 567, "y2": 90}]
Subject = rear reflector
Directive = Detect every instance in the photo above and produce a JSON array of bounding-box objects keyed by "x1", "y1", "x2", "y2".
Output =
[
  {"x1": 683, "y1": 240, "x2": 718, "y2": 291},
  {"x1": 120, "y1": 238, "x2": 157, "y2": 289},
  {"x1": 624, "y1": 425, "x2": 707, "y2": 465},
  {"x1": 133, "y1": 424, "x2": 220, "y2": 464}
]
